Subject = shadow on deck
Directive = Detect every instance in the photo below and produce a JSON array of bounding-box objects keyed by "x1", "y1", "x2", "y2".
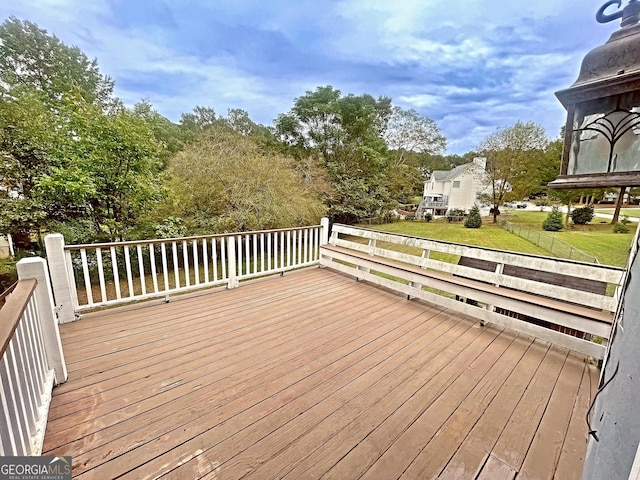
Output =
[{"x1": 43, "y1": 267, "x2": 597, "y2": 479}]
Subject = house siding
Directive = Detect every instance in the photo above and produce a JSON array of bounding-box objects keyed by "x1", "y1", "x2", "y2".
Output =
[{"x1": 422, "y1": 158, "x2": 486, "y2": 214}]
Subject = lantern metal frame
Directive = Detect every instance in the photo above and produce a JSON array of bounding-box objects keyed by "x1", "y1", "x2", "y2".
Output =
[{"x1": 549, "y1": 1, "x2": 640, "y2": 189}]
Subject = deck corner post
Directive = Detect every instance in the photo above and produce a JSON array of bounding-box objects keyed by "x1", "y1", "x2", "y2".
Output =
[
  {"x1": 320, "y1": 217, "x2": 330, "y2": 246},
  {"x1": 44, "y1": 233, "x2": 77, "y2": 324},
  {"x1": 16, "y1": 257, "x2": 68, "y2": 385},
  {"x1": 227, "y1": 236, "x2": 239, "y2": 289}
]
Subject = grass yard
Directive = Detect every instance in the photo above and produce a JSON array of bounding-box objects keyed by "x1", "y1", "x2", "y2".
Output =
[
  {"x1": 359, "y1": 219, "x2": 551, "y2": 256},
  {"x1": 595, "y1": 207, "x2": 640, "y2": 217},
  {"x1": 361, "y1": 212, "x2": 635, "y2": 268},
  {"x1": 492, "y1": 211, "x2": 634, "y2": 267}
]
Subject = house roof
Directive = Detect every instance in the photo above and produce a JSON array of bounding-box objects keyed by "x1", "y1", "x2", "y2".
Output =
[{"x1": 431, "y1": 163, "x2": 471, "y2": 182}]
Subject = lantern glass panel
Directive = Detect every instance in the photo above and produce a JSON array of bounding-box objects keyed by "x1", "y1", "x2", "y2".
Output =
[{"x1": 568, "y1": 92, "x2": 640, "y2": 175}]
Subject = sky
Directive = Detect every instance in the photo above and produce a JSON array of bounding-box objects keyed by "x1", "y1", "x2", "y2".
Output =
[{"x1": 1, "y1": 0, "x2": 621, "y2": 154}]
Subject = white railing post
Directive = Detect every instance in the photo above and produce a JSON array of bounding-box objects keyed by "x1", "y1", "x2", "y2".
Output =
[
  {"x1": 8, "y1": 233, "x2": 15, "y2": 257},
  {"x1": 16, "y1": 258, "x2": 68, "y2": 385},
  {"x1": 320, "y1": 217, "x2": 330, "y2": 246},
  {"x1": 44, "y1": 234, "x2": 77, "y2": 324},
  {"x1": 227, "y1": 236, "x2": 239, "y2": 289}
]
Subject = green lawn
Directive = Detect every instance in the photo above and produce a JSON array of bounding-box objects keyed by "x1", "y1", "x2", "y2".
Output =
[
  {"x1": 360, "y1": 220, "x2": 552, "y2": 257},
  {"x1": 360, "y1": 213, "x2": 634, "y2": 267},
  {"x1": 595, "y1": 208, "x2": 640, "y2": 217},
  {"x1": 491, "y1": 211, "x2": 634, "y2": 267}
]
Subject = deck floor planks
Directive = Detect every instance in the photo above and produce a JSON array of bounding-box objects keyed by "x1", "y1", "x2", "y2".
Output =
[
  {"x1": 40, "y1": 267, "x2": 598, "y2": 479},
  {"x1": 485, "y1": 344, "x2": 569, "y2": 473},
  {"x1": 57, "y1": 270, "x2": 344, "y2": 386},
  {"x1": 355, "y1": 329, "x2": 518, "y2": 480},
  {"x1": 436, "y1": 338, "x2": 552, "y2": 479},
  {"x1": 476, "y1": 455, "x2": 517, "y2": 480},
  {"x1": 396, "y1": 334, "x2": 533, "y2": 479},
  {"x1": 144, "y1": 306, "x2": 458, "y2": 479},
  {"x1": 47, "y1": 277, "x2": 377, "y2": 429},
  {"x1": 51, "y1": 277, "x2": 439, "y2": 476},
  {"x1": 61, "y1": 271, "x2": 349, "y2": 367},
  {"x1": 279, "y1": 325, "x2": 503, "y2": 480},
  {"x1": 47, "y1": 277, "x2": 379, "y2": 422},
  {"x1": 238, "y1": 311, "x2": 480, "y2": 480},
  {"x1": 76, "y1": 302, "x2": 430, "y2": 478},
  {"x1": 45, "y1": 280, "x2": 402, "y2": 466},
  {"x1": 554, "y1": 362, "x2": 599, "y2": 480},
  {"x1": 75, "y1": 299, "x2": 436, "y2": 477},
  {"x1": 518, "y1": 352, "x2": 586, "y2": 479},
  {"x1": 60, "y1": 268, "x2": 330, "y2": 340}
]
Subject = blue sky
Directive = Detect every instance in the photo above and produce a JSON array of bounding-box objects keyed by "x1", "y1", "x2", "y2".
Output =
[{"x1": 1, "y1": 0, "x2": 619, "y2": 154}]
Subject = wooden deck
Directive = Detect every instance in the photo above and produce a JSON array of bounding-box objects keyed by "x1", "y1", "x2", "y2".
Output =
[{"x1": 43, "y1": 266, "x2": 598, "y2": 479}]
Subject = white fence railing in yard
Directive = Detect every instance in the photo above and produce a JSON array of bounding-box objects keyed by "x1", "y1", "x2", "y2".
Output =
[
  {"x1": 320, "y1": 224, "x2": 625, "y2": 359},
  {"x1": 0, "y1": 258, "x2": 67, "y2": 456},
  {"x1": 45, "y1": 220, "x2": 330, "y2": 316}
]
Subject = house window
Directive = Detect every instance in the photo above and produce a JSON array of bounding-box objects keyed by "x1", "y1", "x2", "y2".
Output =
[{"x1": 452, "y1": 181, "x2": 461, "y2": 188}]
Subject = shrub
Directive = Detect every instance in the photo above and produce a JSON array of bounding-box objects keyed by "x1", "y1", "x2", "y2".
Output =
[
  {"x1": 464, "y1": 205, "x2": 482, "y2": 229},
  {"x1": 424, "y1": 213, "x2": 433, "y2": 223},
  {"x1": 0, "y1": 258, "x2": 17, "y2": 293},
  {"x1": 542, "y1": 207, "x2": 564, "y2": 231},
  {"x1": 613, "y1": 222, "x2": 631, "y2": 233},
  {"x1": 446, "y1": 208, "x2": 465, "y2": 223},
  {"x1": 571, "y1": 205, "x2": 594, "y2": 225}
]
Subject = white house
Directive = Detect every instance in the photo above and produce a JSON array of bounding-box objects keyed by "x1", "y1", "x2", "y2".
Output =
[
  {"x1": 418, "y1": 157, "x2": 487, "y2": 217},
  {"x1": 0, "y1": 234, "x2": 14, "y2": 259}
]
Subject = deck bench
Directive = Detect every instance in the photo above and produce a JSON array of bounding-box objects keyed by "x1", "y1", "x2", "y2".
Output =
[{"x1": 320, "y1": 224, "x2": 625, "y2": 359}]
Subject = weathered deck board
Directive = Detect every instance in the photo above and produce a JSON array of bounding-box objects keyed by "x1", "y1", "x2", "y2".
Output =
[{"x1": 42, "y1": 267, "x2": 596, "y2": 479}]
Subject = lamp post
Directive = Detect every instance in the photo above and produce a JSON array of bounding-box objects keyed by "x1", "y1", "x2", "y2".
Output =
[{"x1": 548, "y1": 0, "x2": 640, "y2": 189}]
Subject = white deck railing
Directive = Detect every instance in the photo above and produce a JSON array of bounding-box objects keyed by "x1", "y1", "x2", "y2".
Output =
[
  {"x1": 45, "y1": 220, "x2": 330, "y2": 316},
  {"x1": 0, "y1": 258, "x2": 67, "y2": 455}
]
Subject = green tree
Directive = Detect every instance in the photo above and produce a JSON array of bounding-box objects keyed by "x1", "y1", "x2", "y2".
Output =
[
  {"x1": 164, "y1": 125, "x2": 325, "y2": 232},
  {"x1": 477, "y1": 121, "x2": 549, "y2": 222},
  {"x1": 132, "y1": 100, "x2": 185, "y2": 165},
  {"x1": 517, "y1": 139, "x2": 563, "y2": 198},
  {"x1": 383, "y1": 107, "x2": 446, "y2": 202},
  {"x1": 37, "y1": 96, "x2": 164, "y2": 240},
  {"x1": 464, "y1": 204, "x2": 482, "y2": 228},
  {"x1": 179, "y1": 106, "x2": 219, "y2": 144},
  {"x1": 542, "y1": 207, "x2": 564, "y2": 231},
  {"x1": 0, "y1": 19, "x2": 164, "y2": 242},
  {"x1": 0, "y1": 88, "x2": 60, "y2": 239},
  {"x1": 384, "y1": 106, "x2": 446, "y2": 167},
  {"x1": 275, "y1": 86, "x2": 394, "y2": 223},
  {"x1": 0, "y1": 17, "x2": 115, "y2": 109}
]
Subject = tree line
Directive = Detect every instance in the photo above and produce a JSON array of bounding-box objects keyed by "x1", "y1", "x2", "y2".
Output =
[{"x1": 0, "y1": 17, "x2": 578, "y2": 246}]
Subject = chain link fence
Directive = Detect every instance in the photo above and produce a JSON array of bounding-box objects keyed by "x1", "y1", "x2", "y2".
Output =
[{"x1": 501, "y1": 221, "x2": 599, "y2": 264}]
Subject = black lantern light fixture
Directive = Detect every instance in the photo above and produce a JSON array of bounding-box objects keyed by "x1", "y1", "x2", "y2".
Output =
[{"x1": 549, "y1": 0, "x2": 640, "y2": 189}]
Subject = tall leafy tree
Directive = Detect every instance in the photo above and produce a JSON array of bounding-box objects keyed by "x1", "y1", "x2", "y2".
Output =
[
  {"x1": 383, "y1": 107, "x2": 447, "y2": 202},
  {"x1": 384, "y1": 106, "x2": 446, "y2": 167},
  {"x1": 179, "y1": 106, "x2": 218, "y2": 143},
  {"x1": 477, "y1": 121, "x2": 548, "y2": 222},
  {"x1": 0, "y1": 19, "x2": 163, "y2": 242},
  {"x1": 0, "y1": 17, "x2": 115, "y2": 109},
  {"x1": 275, "y1": 86, "x2": 394, "y2": 223},
  {"x1": 36, "y1": 95, "x2": 164, "y2": 240},
  {"x1": 132, "y1": 100, "x2": 185, "y2": 165},
  {"x1": 0, "y1": 88, "x2": 61, "y2": 239},
  {"x1": 164, "y1": 125, "x2": 325, "y2": 232}
]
